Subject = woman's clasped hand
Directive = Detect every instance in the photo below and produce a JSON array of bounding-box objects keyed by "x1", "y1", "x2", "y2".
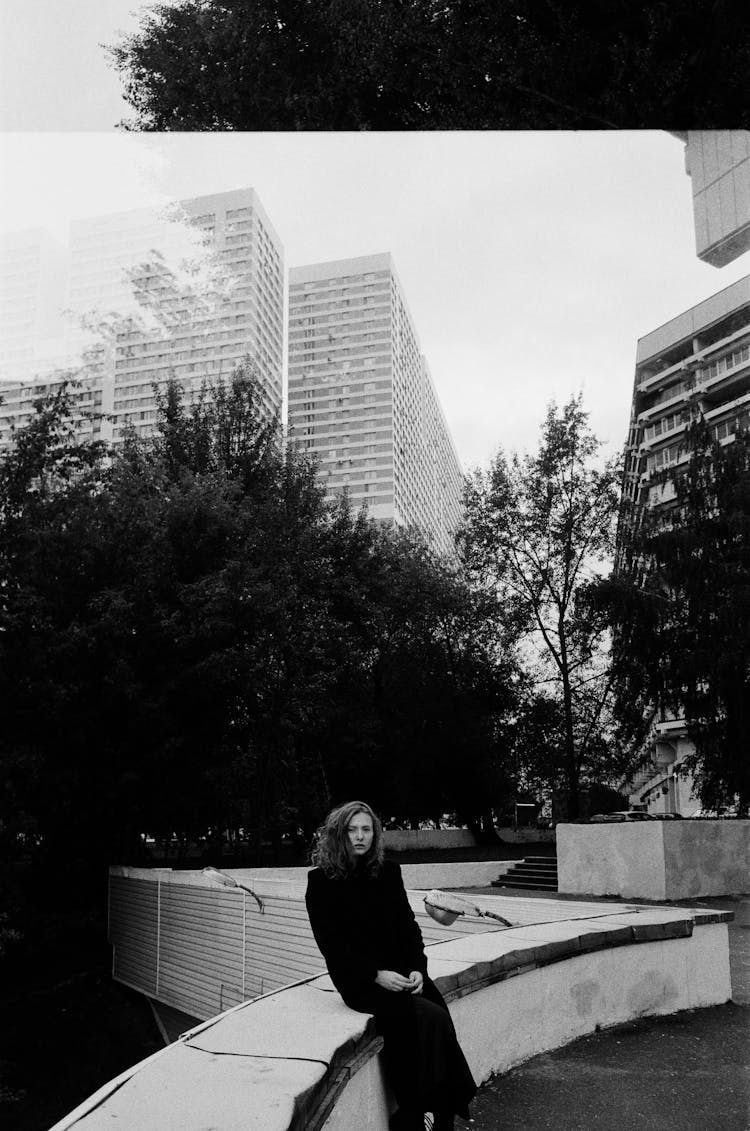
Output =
[{"x1": 376, "y1": 969, "x2": 424, "y2": 993}]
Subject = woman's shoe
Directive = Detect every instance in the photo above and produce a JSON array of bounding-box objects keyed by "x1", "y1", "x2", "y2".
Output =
[{"x1": 389, "y1": 1108, "x2": 425, "y2": 1130}]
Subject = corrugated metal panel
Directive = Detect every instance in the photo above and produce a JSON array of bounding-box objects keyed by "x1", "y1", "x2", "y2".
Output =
[
  {"x1": 108, "y1": 874, "x2": 504, "y2": 1022},
  {"x1": 109, "y1": 876, "x2": 159, "y2": 996},
  {"x1": 158, "y1": 885, "x2": 245, "y2": 1019},
  {"x1": 243, "y1": 893, "x2": 326, "y2": 999}
]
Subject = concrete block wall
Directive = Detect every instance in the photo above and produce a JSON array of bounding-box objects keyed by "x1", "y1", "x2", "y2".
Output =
[{"x1": 557, "y1": 819, "x2": 750, "y2": 900}]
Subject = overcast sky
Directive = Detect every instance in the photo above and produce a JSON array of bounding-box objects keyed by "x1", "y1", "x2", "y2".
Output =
[
  {"x1": 2, "y1": 130, "x2": 749, "y2": 471},
  {"x1": 0, "y1": 0, "x2": 145, "y2": 131}
]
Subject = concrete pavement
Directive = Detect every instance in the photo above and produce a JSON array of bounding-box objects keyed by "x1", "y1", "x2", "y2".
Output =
[{"x1": 459, "y1": 892, "x2": 750, "y2": 1131}]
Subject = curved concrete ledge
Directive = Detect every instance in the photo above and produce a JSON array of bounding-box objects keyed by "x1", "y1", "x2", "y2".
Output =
[{"x1": 52, "y1": 896, "x2": 732, "y2": 1131}]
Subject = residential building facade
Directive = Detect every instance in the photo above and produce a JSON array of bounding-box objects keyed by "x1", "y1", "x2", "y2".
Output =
[
  {"x1": 620, "y1": 274, "x2": 750, "y2": 814},
  {"x1": 288, "y1": 253, "x2": 463, "y2": 555}
]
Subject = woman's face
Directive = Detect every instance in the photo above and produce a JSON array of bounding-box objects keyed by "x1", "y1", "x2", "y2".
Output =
[{"x1": 347, "y1": 811, "x2": 374, "y2": 857}]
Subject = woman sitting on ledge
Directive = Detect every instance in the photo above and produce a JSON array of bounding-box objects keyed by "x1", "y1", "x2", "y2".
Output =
[{"x1": 305, "y1": 800, "x2": 476, "y2": 1131}]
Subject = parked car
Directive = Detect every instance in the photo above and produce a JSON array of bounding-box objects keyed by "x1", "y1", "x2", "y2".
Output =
[{"x1": 589, "y1": 810, "x2": 658, "y2": 822}]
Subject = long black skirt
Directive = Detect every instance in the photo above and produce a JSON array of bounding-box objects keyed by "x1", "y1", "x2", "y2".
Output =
[{"x1": 343, "y1": 977, "x2": 476, "y2": 1118}]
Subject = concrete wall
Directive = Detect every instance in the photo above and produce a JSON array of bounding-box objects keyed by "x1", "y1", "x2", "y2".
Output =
[
  {"x1": 558, "y1": 823, "x2": 667, "y2": 900},
  {"x1": 384, "y1": 828, "x2": 554, "y2": 849},
  {"x1": 557, "y1": 820, "x2": 750, "y2": 900},
  {"x1": 401, "y1": 861, "x2": 511, "y2": 888},
  {"x1": 663, "y1": 820, "x2": 750, "y2": 899},
  {"x1": 497, "y1": 827, "x2": 555, "y2": 843},
  {"x1": 384, "y1": 829, "x2": 476, "y2": 850}
]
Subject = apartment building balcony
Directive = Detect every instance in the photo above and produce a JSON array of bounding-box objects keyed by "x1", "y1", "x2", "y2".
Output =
[
  {"x1": 636, "y1": 355, "x2": 699, "y2": 397},
  {"x1": 700, "y1": 358, "x2": 750, "y2": 407},
  {"x1": 636, "y1": 381, "x2": 694, "y2": 425},
  {"x1": 620, "y1": 713, "x2": 703, "y2": 817},
  {"x1": 638, "y1": 450, "x2": 688, "y2": 487},
  {"x1": 639, "y1": 413, "x2": 687, "y2": 452},
  {"x1": 705, "y1": 389, "x2": 750, "y2": 434}
]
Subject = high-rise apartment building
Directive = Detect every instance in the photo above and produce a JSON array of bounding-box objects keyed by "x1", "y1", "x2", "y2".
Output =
[
  {"x1": 287, "y1": 253, "x2": 463, "y2": 555},
  {"x1": 620, "y1": 274, "x2": 750, "y2": 814},
  {"x1": 0, "y1": 188, "x2": 285, "y2": 448},
  {"x1": 1, "y1": 209, "x2": 465, "y2": 558},
  {"x1": 622, "y1": 274, "x2": 750, "y2": 516}
]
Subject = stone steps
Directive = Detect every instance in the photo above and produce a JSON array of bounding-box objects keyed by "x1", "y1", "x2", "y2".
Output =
[{"x1": 492, "y1": 855, "x2": 559, "y2": 892}]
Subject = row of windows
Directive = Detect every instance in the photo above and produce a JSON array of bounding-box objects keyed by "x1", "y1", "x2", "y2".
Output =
[
  {"x1": 290, "y1": 288, "x2": 389, "y2": 312},
  {"x1": 288, "y1": 380, "x2": 383, "y2": 404},
  {"x1": 645, "y1": 442, "x2": 681, "y2": 472},
  {"x1": 643, "y1": 410, "x2": 750, "y2": 472},
  {"x1": 712, "y1": 412, "x2": 749, "y2": 441},
  {"x1": 291, "y1": 294, "x2": 390, "y2": 318},
  {"x1": 289, "y1": 328, "x2": 389, "y2": 349},
  {"x1": 642, "y1": 378, "x2": 692, "y2": 414},
  {"x1": 289, "y1": 270, "x2": 388, "y2": 293},
  {"x1": 291, "y1": 392, "x2": 388, "y2": 414},
  {"x1": 704, "y1": 342, "x2": 750, "y2": 380},
  {"x1": 290, "y1": 312, "x2": 389, "y2": 333},
  {"x1": 295, "y1": 423, "x2": 393, "y2": 445},
  {"x1": 290, "y1": 364, "x2": 391, "y2": 384},
  {"x1": 293, "y1": 404, "x2": 392, "y2": 425},
  {"x1": 643, "y1": 411, "x2": 685, "y2": 443}
]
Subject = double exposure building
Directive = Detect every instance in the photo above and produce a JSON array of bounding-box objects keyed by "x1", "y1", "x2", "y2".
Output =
[
  {"x1": 1, "y1": 206, "x2": 464, "y2": 556},
  {"x1": 0, "y1": 227, "x2": 68, "y2": 378},
  {"x1": 287, "y1": 253, "x2": 463, "y2": 556},
  {"x1": 0, "y1": 188, "x2": 285, "y2": 449}
]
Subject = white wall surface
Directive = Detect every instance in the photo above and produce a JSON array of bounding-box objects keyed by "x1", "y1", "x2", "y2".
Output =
[
  {"x1": 557, "y1": 823, "x2": 667, "y2": 899},
  {"x1": 557, "y1": 820, "x2": 750, "y2": 900}
]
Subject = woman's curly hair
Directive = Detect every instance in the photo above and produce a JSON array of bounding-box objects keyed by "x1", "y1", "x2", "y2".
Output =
[{"x1": 311, "y1": 800, "x2": 385, "y2": 878}]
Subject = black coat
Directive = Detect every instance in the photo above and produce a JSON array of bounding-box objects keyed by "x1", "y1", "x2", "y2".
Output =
[
  {"x1": 305, "y1": 860, "x2": 428, "y2": 1004},
  {"x1": 305, "y1": 859, "x2": 477, "y2": 1117}
]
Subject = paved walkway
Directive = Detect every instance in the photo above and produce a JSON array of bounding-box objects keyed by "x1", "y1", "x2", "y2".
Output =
[{"x1": 457, "y1": 890, "x2": 750, "y2": 1131}]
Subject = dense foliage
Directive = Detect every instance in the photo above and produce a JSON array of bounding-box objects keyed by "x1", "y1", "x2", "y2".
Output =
[
  {"x1": 0, "y1": 369, "x2": 520, "y2": 865},
  {"x1": 600, "y1": 422, "x2": 750, "y2": 815},
  {"x1": 108, "y1": 0, "x2": 750, "y2": 130},
  {"x1": 460, "y1": 397, "x2": 622, "y2": 819}
]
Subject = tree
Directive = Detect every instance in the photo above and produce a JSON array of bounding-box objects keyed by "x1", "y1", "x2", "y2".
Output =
[
  {"x1": 0, "y1": 383, "x2": 111, "y2": 860},
  {"x1": 600, "y1": 421, "x2": 750, "y2": 815},
  {"x1": 0, "y1": 368, "x2": 323, "y2": 864},
  {"x1": 459, "y1": 397, "x2": 621, "y2": 818},
  {"x1": 0, "y1": 366, "x2": 523, "y2": 866},
  {"x1": 342, "y1": 526, "x2": 521, "y2": 837},
  {"x1": 108, "y1": 0, "x2": 750, "y2": 131}
]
